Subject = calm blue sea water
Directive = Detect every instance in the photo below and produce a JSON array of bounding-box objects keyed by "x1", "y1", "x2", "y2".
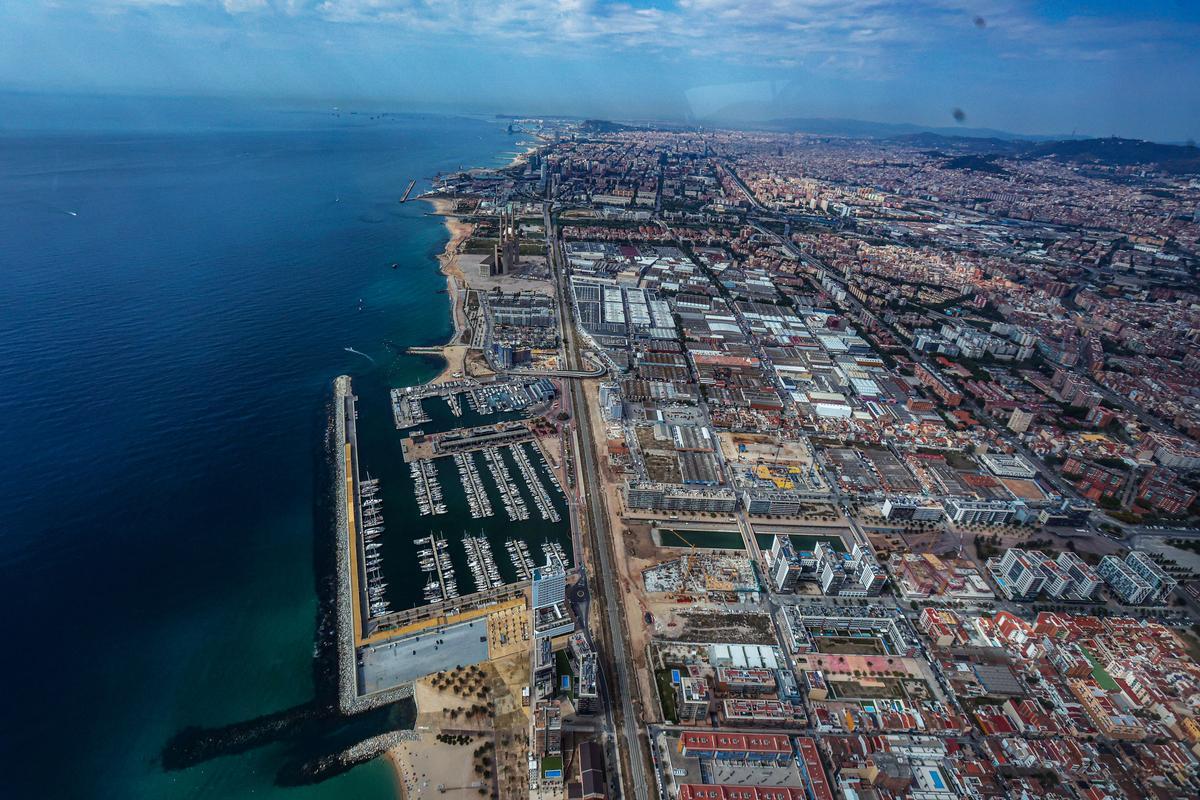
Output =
[{"x1": 0, "y1": 99, "x2": 514, "y2": 799}]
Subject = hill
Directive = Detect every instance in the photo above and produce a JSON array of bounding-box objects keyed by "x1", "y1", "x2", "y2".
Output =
[
  {"x1": 1026, "y1": 138, "x2": 1200, "y2": 172},
  {"x1": 757, "y1": 116, "x2": 1075, "y2": 142}
]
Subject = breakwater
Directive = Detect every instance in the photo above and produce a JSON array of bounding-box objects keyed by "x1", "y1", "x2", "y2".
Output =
[
  {"x1": 333, "y1": 374, "x2": 420, "y2": 712},
  {"x1": 159, "y1": 379, "x2": 416, "y2": 785},
  {"x1": 277, "y1": 731, "x2": 413, "y2": 787}
]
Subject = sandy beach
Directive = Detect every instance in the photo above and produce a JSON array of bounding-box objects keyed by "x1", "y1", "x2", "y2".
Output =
[
  {"x1": 387, "y1": 735, "x2": 483, "y2": 800},
  {"x1": 385, "y1": 655, "x2": 533, "y2": 800},
  {"x1": 425, "y1": 197, "x2": 490, "y2": 384},
  {"x1": 388, "y1": 183, "x2": 544, "y2": 800},
  {"x1": 505, "y1": 142, "x2": 539, "y2": 169}
]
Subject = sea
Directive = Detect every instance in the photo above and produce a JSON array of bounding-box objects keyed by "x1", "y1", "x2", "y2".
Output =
[{"x1": 0, "y1": 95, "x2": 535, "y2": 799}]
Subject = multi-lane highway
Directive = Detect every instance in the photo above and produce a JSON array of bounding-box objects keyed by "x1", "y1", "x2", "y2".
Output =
[{"x1": 546, "y1": 202, "x2": 651, "y2": 800}]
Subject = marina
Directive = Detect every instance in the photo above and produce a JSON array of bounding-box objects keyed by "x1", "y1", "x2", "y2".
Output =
[
  {"x1": 359, "y1": 474, "x2": 393, "y2": 619},
  {"x1": 462, "y1": 533, "x2": 504, "y2": 591},
  {"x1": 511, "y1": 442, "x2": 561, "y2": 522},
  {"x1": 484, "y1": 446, "x2": 530, "y2": 522},
  {"x1": 350, "y1": 373, "x2": 573, "y2": 633},
  {"x1": 454, "y1": 451, "x2": 495, "y2": 519},
  {"x1": 505, "y1": 538, "x2": 535, "y2": 582},
  {"x1": 409, "y1": 458, "x2": 447, "y2": 516}
]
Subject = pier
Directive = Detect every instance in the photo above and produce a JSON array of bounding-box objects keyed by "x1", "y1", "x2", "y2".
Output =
[
  {"x1": 399, "y1": 179, "x2": 416, "y2": 203},
  {"x1": 506, "y1": 538, "x2": 535, "y2": 582},
  {"x1": 409, "y1": 458, "x2": 447, "y2": 516},
  {"x1": 415, "y1": 531, "x2": 458, "y2": 605},
  {"x1": 390, "y1": 387, "x2": 430, "y2": 429},
  {"x1": 510, "y1": 442, "x2": 561, "y2": 523},
  {"x1": 462, "y1": 533, "x2": 504, "y2": 591},
  {"x1": 360, "y1": 477, "x2": 391, "y2": 617},
  {"x1": 484, "y1": 446, "x2": 530, "y2": 521},
  {"x1": 401, "y1": 420, "x2": 535, "y2": 462},
  {"x1": 454, "y1": 451, "x2": 494, "y2": 518},
  {"x1": 541, "y1": 540, "x2": 569, "y2": 570}
]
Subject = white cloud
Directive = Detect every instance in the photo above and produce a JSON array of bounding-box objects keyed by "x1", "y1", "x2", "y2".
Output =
[
  {"x1": 65, "y1": 0, "x2": 1200, "y2": 73},
  {"x1": 222, "y1": 0, "x2": 269, "y2": 13}
]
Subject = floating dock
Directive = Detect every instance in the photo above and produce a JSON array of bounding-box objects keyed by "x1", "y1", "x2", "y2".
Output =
[
  {"x1": 484, "y1": 446, "x2": 530, "y2": 522},
  {"x1": 454, "y1": 451, "x2": 495, "y2": 519},
  {"x1": 390, "y1": 388, "x2": 430, "y2": 429},
  {"x1": 462, "y1": 533, "x2": 504, "y2": 592},
  {"x1": 506, "y1": 538, "x2": 535, "y2": 582},
  {"x1": 415, "y1": 531, "x2": 458, "y2": 605},
  {"x1": 510, "y1": 443, "x2": 561, "y2": 523},
  {"x1": 410, "y1": 458, "x2": 447, "y2": 516}
]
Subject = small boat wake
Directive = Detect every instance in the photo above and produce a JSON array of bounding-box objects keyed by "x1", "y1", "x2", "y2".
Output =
[
  {"x1": 25, "y1": 200, "x2": 77, "y2": 217},
  {"x1": 344, "y1": 347, "x2": 375, "y2": 364}
]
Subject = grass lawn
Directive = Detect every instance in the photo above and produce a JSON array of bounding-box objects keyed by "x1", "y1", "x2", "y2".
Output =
[
  {"x1": 1080, "y1": 646, "x2": 1119, "y2": 691},
  {"x1": 655, "y1": 668, "x2": 680, "y2": 723},
  {"x1": 555, "y1": 650, "x2": 575, "y2": 696}
]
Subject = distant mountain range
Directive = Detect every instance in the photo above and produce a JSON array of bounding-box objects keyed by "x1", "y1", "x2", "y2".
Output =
[
  {"x1": 1024, "y1": 137, "x2": 1200, "y2": 170},
  {"x1": 745, "y1": 116, "x2": 1088, "y2": 141},
  {"x1": 892, "y1": 132, "x2": 1200, "y2": 173},
  {"x1": 568, "y1": 114, "x2": 1200, "y2": 173},
  {"x1": 579, "y1": 118, "x2": 647, "y2": 134}
]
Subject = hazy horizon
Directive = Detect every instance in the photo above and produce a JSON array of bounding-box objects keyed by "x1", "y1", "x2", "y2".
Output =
[{"x1": 1, "y1": 2, "x2": 1198, "y2": 142}]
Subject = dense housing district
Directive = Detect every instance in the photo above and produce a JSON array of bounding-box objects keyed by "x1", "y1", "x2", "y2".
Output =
[{"x1": 380, "y1": 118, "x2": 1200, "y2": 800}]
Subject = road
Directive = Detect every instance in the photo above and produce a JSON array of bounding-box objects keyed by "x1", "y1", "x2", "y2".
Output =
[
  {"x1": 546, "y1": 202, "x2": 651, "y2": 800},
  {"x1": 726, "y1": 160, "x2": 1104, "y2": 507}
]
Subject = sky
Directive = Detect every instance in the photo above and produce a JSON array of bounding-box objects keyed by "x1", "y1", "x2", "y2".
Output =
[{"x1": 1, "y1": 1, "x2": 1198, "y2": 141}]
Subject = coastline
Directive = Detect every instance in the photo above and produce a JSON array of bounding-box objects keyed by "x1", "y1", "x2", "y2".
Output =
[
  {"x1": 426, "y1": 197, "x2": 476, "y2": 385},
  {"x1": 379, "y1": 196, "x2": 475, "y2": 796},
  {"x1": 423, "y1": 134, "x2": 539, "y2": 384},
  {"x1": 505, "y1": 142, "x2": 538, "y2": 169},
  {"x1": 388, "y1": 145, "x2": 542, "y2": 795},
  {"x1": 385, "y1": 747, "x2": 409, "y2": 800}
]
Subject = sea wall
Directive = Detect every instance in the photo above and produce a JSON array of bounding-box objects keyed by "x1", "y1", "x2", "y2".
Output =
[
  {"x1": 332, "y1": 375, "x2": 358, "y2": 714},
  {"x1": 332, "y1": 375, "x2": 416, "y2": 714}
]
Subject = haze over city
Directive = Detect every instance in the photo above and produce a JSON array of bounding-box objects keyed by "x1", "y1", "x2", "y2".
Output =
[
  {"x1": 1, "y1": 1, "x2": 1198, "y2": 140},
  {"x1": 5, "y1": 3, "x2": 1200, "y2": 800}
]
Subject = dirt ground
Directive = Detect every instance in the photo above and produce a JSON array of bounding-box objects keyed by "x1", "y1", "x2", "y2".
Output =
[
  {"x1": 464, "y1": 350, "x2": 495, "y2": 379},
  {"x1": 579, "y1": 379, "x2": 663, "y2": 722},
  {"x1": 457, "y1": 253, "x2": 556, "y2": 295},
  {"x1": 489, "y1": 653, "x2": 535, "y2": 800},
  {"x1": 717, "y1": 431, "x2": 821, "y2": 478},
  {"x1": 486, "y1": 604, "x2": 531, "y2": 660}
]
